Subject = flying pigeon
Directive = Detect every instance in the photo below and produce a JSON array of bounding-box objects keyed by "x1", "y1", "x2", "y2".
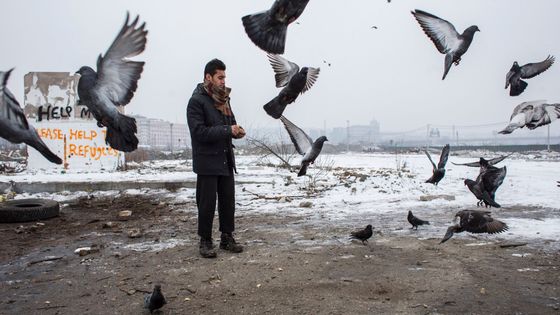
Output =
[
  {"x1": 241, "y1": 0, "x2": 310, "y2": 54},
  {"x1": 505, "y1": 55, "x2": 554, "y2": 96},
  {"x1": 0, "y1": 70, "x2": 62, "y2": 164},
  {"x1": 279, "y1": 115, "x2": 327, "y2": 176},
  {"x1": 464, "y1": 165, "x2": 506, "y2": 208},
  {"x1": 440, "y1": 210, "x2": 508, "y2": 244},
  {"x1": 350, "y1": 224, "x2": 373, "y2": 244},
  {"x1": 76, "y1": 13, "x2": 147, "y2": 152},
  {"x1": 411, "y1": 9, "x2": 480, "y2": 80},
  {"x1": 407, "y1": 210, "x2": 430, "y2": 229},
  {"x1": 424, "y1": 144, "x2": 450, "y2": 185},
  {"x1": 499, "y1": 100, "x2": 560, "y2": 134},
  {"x1": 263, "y1": 54, "x2": 320, "y2": 119},
  {"x1": 452, "y1": 154, "x2": 510, "y2": 168},
  {"x1": 144, "y1": 284, "x2": 166, "y2": 313}
]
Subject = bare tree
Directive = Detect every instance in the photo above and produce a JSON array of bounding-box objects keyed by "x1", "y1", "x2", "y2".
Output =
[{"x1": 245, "y1": 135, "x2": 297, "y2": 170}]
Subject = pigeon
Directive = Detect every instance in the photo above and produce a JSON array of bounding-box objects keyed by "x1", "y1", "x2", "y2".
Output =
[
  {"x1": 464, "y1": 165, "x2": 506, "y2": 208},
  {"x1": 279, "y1": 115, "x2": 327, "y2": 176},
  {"x1": 452, "y1": 154, "x2": 510, "y2": 168},
  {"x1": 350, "y1": 224, "x2": 373, "y2": 244},
  {"x1": 263, "y1": 54, "x2": 320, "y2": 119},
  {"x1": 241, "y1": 0, "x2": 310, "y2": 54},
  {"x1": 440, "y1": 210, "x2": 508, "y2": 243},
  {"x1": 144, "y1": 284, "x2": 166, "y2": 313},
  {"x1": 424, "y1": 144, "x2": 450, "y2": 185},
  {"x1": 411, "y1": 9, "x2": 480, "y2": 80},
  {"x1": 499, "y1": 100, "x2": 560, "y2": 134},
  {"x1": 407, "y1": 210, "x2": 430, "y2": 229},
  {"x1": 505, "y1": 55, "x2": 554, "y2": 96},
  {"x1": 0, "y1": 69, "x2": 62, "y2": 164},
  {"x1": 76, "y1": 13, "x2": 147, "y2": 152}
]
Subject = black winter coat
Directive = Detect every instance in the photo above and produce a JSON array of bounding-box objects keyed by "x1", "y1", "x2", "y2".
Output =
[{"x1": 187, "y1": 83, "x2": 237, "y2": 176}]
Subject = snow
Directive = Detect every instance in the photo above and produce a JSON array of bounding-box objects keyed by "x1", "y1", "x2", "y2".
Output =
[{"x1": 1, "y1": 151, "x2": 559, "y2": 250}]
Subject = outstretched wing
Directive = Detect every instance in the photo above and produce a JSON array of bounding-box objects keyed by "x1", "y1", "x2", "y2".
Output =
[
  {"x1": 520, "y1": 55, "x2": 555, "y2": 79},
  {"x1": 452, "y1": 154, "x2": 511, "y2": 167},
  {"x1": 424, "y1": 149, "x2": 436, "y2": 170},
  {"x1": 465, "y1": 212, "x2": 508, "y2": 234},
  {"x1": 279, "y1": 115, "x2": 313, "y2": 156},
  {"x1": 302, "y1": 67, "x2": 320, "y2": 93},
  {"x1": 437, "y1": 144, "x2": 450, "y2": 169},
  {"x1": 482, "y1": 166, "x2": 507, "y2": 197},
  {"x1": 0, "y1": 69, "x2": 29, "y2": 131},
  {"x1": 411, "y1": 9, "x2": 461, "y2": 55},
  {"x1": 267, "y1": 54, "x2": 300, "y2": 88},
  {"x1": 94, "y1": 13, "x2": 148, "y2": 107}
]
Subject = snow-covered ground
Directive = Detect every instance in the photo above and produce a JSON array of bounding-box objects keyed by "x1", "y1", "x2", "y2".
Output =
[{"x1": 2, "y1": 151, "x2": 559, "y2": 250}]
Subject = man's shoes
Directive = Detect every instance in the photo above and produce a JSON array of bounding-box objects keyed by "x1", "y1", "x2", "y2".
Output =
[
  {"x1": 199, "y1": 238, "x2": 217, "y2": 258},
  {"x1": 220, "y1": 233, "x2": 244, "y2": 253}
]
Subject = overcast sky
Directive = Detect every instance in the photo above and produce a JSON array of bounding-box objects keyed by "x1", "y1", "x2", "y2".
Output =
[{"x1": 1, "y1": 0, "x2": 560, "y2": 134}]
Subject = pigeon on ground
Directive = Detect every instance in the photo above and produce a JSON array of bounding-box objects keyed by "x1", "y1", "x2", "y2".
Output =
[
  {"x1": 0, "y1": 70, "x2": 62, "y2": 164},
  {"x1": 424, "y1": 144, "x2": 450, "y2": 185},
  {"x1": 144, "y1": 284, "x2": 166, "y2": 313},
  {"x1": 505, "y1": 55, "x2": 554, "y2": 96},
  {"x1": 411, "y1": 9, "x2": 480, "y2": 80},
  {"x1": 440, "y1": 210, "x2": 508, "y2": 243},
  {"x1": 464, "y1": 165, "x2": 506, "y2": 208},
  {"x1": 76, "y1": 13, "x2": 147, "y2": 152},
  {"x1": 263, "y1": 54, "x2": 320, "y2": 119},
  {"x1": 452, "y1": 154, "x2": 510, "y2": 168},
  {"x1": 241, "y1": 0, "x2": 310, "y2": 54},
  {"x1": 499, "y1": 100, "x2": 560, "y2": 134},
  {"x1": 407, "y1": 210, "x2": 430, "y2": 229},
  {"x1": 350, "y1": 224, "x2": 373, "y2": 244},
  {"x1": 279, "y1": 115, "x2": 327, "y2": 176}
]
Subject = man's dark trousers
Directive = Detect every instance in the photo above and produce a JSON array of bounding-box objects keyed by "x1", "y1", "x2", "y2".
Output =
[{"x1": 196, "y1": 174, "x2": 235, "y2": 239}]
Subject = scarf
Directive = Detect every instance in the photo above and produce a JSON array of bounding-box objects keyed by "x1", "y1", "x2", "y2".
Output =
[{"x1": 204, "y1": 79, "x2": 233, "y2": 116}]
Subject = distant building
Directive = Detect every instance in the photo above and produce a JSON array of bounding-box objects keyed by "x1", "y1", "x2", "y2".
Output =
[
  {"x1": 133, "y1": 115, "x2": 189, "y2": 150},
  {"x1": 328, "y1": 119, "x2": 381, "y2": 145}
]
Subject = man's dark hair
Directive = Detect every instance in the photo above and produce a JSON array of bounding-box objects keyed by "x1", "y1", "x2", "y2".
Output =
[{"x1": 204, "y1": 58, "x2": 226, "y2": 76}]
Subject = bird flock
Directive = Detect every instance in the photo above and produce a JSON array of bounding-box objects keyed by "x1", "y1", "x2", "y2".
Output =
[
  {"x1": 0, "y1": 1, "x2": 552, "y2": 244},
  {"x1": 0, "y1": 2, "x2": 558, "y2": 312}
]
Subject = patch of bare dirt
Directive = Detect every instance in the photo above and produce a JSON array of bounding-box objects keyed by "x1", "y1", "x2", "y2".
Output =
[{"x1": 0, "y1": 194, "x2": 559, "y2": 314}]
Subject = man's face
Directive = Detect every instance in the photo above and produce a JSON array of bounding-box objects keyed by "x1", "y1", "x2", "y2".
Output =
[{"x1": 205, "y1": 70, "x2": 226, "y2": 88}]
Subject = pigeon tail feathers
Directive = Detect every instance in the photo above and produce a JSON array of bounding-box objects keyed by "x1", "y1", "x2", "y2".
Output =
[
  {"x1": 242, "y1": 12, "x2": 287, "y2": 54},
  {"x1": 442, "y1": 54, "x2": 453, "y2": 80},
  {"x1": 28, "y1": 138, "x2": 63, "y2": 165},
  {"x1": 263, "y1": 96, "x2": 287, "y2": 119},
  {"x1": 297, "y1": 163, "x2": 309, "y2": 177},
  {"x1": 105, "y1": 113, "x2": 138, "y2": 152},
  {"x1": 509, "y1": 79, "x2": 528, "y2": 96}
]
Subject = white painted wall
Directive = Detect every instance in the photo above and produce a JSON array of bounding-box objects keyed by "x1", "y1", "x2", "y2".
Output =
[{"x1": 24, "y1": 72, "x2": 124, "y2": 171}]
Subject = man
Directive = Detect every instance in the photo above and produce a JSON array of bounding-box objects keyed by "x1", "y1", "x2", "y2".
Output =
[{"x1": 187, "y1": 59, "x2": 246, "y2": 258}]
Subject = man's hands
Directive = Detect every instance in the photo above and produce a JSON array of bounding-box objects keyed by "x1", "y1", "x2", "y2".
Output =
[{"x1": 231, "y1": 124, "x2": 246, "y2": 139}]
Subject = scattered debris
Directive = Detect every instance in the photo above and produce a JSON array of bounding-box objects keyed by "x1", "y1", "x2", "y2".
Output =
[
  {"x1": 127, "y1": 228, "x2": 143, "y2": 238},
  {"x1": 499, "y1": 242, "x2": 528, "y2": 248},
  {"x1": 102, "y1": 221, "x2": 119, "y2": 229},
  {"x1": 299, "y1": 201, "x2": 313, "y2": 208},
  {"x1": 27, "y1": 256, "x2": 64, "y2": 266},
  {"x1": 118, "y1": 210, "x2": 132, "y2": 220},
  {"x1": 74, "y1": 246, "x2": 100, "y2": 256}
]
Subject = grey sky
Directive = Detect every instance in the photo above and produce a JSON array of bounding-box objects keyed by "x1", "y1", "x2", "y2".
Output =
[{"x1": 1, "y1": 0, "x2": 560, "y2": 135}]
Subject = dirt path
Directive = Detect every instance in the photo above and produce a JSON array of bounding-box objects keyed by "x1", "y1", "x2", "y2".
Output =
[{"x1": 1, "y1": 194, "x2": 559, "y2": 314}]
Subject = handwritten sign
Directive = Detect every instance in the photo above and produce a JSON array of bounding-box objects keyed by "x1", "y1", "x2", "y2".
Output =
[{"x1": 24, "y1": 72, "x2": 124, "y2": 170}]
